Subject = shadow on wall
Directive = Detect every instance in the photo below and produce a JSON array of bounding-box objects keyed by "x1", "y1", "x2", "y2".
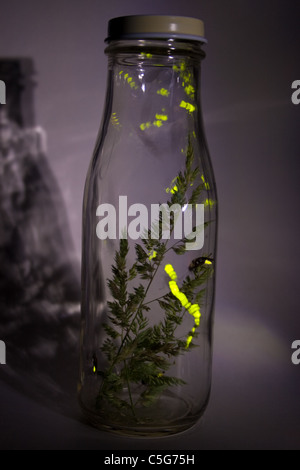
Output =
[{"x1": 0, "y1": 58, "x2": 81, "y2": 416}]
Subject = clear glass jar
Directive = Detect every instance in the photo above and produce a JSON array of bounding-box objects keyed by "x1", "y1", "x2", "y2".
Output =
[{"x1": 79, "y1": 15, "x2": 218, "y2": 437}]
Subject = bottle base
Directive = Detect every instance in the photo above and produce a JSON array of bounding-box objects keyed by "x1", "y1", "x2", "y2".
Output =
[{"x1": 79, "y1": 391, "x2": 205, "y2": 438}]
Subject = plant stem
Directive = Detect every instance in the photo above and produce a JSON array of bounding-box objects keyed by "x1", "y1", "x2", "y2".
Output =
[
  {"x1": 98, "y1": 253, "x2": 165, "y2": 400},
  {"x1": 143, "y1": 294, "x2": 168, "y2": 306},
  {"x1": 124, "y1": 359, "x2": 137, "y2": 419},
  {"x1": 114, "y1": 258, "x2": 163, "y2": 362}
]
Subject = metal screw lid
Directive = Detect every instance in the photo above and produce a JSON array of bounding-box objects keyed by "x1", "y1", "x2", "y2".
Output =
[{"x1": 106, "y1": 15, "x2": 207, "y2": 43}]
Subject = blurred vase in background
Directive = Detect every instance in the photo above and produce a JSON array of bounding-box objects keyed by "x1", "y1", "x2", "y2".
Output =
[{"x1": 0, "y1": 58, "x2": 80, "y2": 412}]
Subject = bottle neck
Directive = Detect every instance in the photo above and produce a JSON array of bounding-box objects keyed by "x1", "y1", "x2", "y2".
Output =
[
  {"x1": 105, "y1": 38, "x2": 206, "y2": 59},
  {"x1": 104, "y1": 39, "x2": 205, "y2": 136}
]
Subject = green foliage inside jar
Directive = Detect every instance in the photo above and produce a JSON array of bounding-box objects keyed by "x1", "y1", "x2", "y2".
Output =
[{"x1": 95, "y1": 135, "x2": 215, "y2": 423}]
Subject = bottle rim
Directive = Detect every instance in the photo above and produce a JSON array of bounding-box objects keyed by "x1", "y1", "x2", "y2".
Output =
[{"x1": 106, "y1": 15, "x2": 207, "y2": 44}]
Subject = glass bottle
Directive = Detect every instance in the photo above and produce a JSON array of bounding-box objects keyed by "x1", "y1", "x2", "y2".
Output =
[{"x1": 79, "y1": 15, "x2": 218, "y2": 437}]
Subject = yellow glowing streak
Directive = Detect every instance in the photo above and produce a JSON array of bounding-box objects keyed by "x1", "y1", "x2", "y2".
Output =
[
  {"x1": 155, "y1": 114, "x2": 168, "y2": 121},
  {"x1": 180, "y1": 101, "x2": 196, "y2": 114},
  {"x1": 140, "y1": 122, "x2": 152, "y2": 131},
  {"x1": 166, "y1": 177, "x2": 179, "y2": 195},
  {"x1": 149, "y1": 251, "x2": 157, "y2": 261},
  {"x1": 140, "y1": 111, "x2": 168, "y2": 131},
  {"x1": 119, "y1": 71, "x2": 138, "y2": 90},
  {"x1": 201, "y1": 174, "x2": 210, "y2": 190},
  {"x1": 204, "y1": 198, "x2": 216, "y2": 208},
  {"x1": 184, "y1": 84, "x2": 195, "y2": 97},
  {"x1": 141, "y1": 53, "x2": 153, "y2": 59},
  {"x1": 157, "y1": 88, "x2": 170, "y2": 97},
  {"x1": 164, "y1": 264, "x2": 201, "y2": 348}
]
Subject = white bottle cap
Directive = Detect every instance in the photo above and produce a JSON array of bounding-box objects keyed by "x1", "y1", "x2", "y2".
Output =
[{"x1": 106, "y1": 15, "x2": 207, "y2": 43}]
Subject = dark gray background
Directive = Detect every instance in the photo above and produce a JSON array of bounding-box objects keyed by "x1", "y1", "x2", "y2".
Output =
[{"x1": 0, "y1": 0, "x2": 299, "y2": 449}]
